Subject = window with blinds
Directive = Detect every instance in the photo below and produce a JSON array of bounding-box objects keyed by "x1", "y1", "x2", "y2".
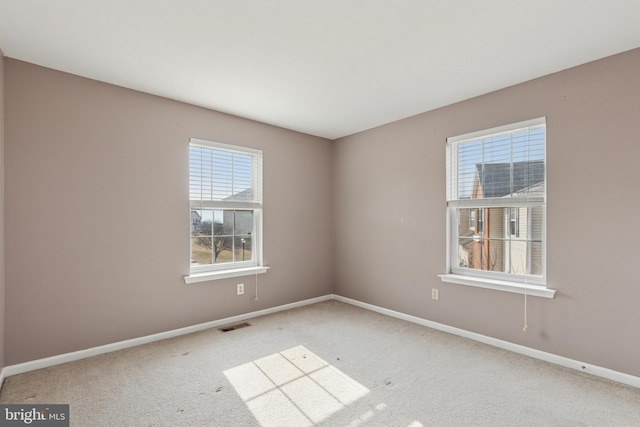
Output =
[
  {"x1": 189, "y1": 138, "x2": 263, "y2": 272},
  {"x1": 445, "y1": 118, "x2": 546, "y2": 284}
]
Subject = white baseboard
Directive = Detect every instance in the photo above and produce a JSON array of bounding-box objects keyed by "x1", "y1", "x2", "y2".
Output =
[
  {"x1": 1, "y1": 294, "x2": 332, "y2": 381},
  {"x1": 332, "y1": 294, "x2": 640, "y2": 389},
  {"x1": 2, "y1": 292, "x2": 638, "y2": 391}
]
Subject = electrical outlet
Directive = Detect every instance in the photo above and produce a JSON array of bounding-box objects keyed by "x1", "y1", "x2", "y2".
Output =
[
  {"x1": 237, "y1": 283, "x2": 244, "y2": 295},
  {"x1": 431, "y1": 288, "x2": 439, "y2": 301}
]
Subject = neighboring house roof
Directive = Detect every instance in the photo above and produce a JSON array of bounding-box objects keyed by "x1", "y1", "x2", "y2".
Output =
[
  {"x1": 223, "y1": 188, "x2": 255, "y2": 202},
  {"x1": 512, "y1": 180, "x2": 544, "y2": 197},
  {"x1": 475, "y1": 160, "x2": 544, "y2": 198}
]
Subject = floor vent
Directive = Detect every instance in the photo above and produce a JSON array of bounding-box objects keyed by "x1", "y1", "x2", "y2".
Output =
[{"x1": 219, "y1": 322, "x2": 251, "y2": 333}]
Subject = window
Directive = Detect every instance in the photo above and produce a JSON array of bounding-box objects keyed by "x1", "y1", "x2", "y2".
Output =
[
  {"x1": 476, "y1": 208, "x2": 485, "y2": 234},
  {"x1": 509, "y1": 207, "x2": 519, "y2": 237},
  {"x1": 445, "y1": 118, "x2": 546, "y2": 286},
  {"x1": 188, "y1": 138, "x2": 264, "y2": 280}
]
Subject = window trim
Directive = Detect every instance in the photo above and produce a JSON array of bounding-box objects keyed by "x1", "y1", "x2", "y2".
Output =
[
  {"x1": 184, "y1": 266, "x2": 270, "y2": 284},
  {"x1": 185, "y1": 138, "x2": 265, "y2": 282},
  {"x1": 442, "y1": 118, "x2": 553, "y2": 296},
  {"x1": 438, "y1": 273, "x2": 555, "y2": 298}
]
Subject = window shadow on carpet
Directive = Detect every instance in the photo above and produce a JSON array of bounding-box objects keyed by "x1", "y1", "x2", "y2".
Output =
[{"x1": 224, "y1": 345, "x2": 369, "y2": 426}]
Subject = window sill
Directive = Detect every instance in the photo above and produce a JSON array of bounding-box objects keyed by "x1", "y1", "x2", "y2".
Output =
[
  {"x1": 438, "y1": 274, "x2": 556, "y2": 299},
  {"x1": 184, "y1": 266, "x2": 270, "y2": 284}
]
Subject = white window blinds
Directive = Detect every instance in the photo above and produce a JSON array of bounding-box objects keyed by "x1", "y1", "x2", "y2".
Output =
[
  {"x1": 446, "y1": 117, "x2": 545, "y2": 208},
  {"x1": 189, "y1": 139, "x2": 263, "y2": 209}
]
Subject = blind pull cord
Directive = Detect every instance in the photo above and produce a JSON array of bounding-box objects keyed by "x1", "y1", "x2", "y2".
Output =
[{"x1": 254, "y1": 272, "x2": 259, "y2": 301}]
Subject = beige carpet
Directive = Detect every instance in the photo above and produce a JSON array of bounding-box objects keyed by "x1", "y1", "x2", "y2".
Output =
[{"x1": 1, "y1": 300, "x2": 639, "y2": 426}]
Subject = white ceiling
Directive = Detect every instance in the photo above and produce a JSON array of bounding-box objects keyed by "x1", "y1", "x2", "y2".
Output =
[{"x1": 1, "y1": 1, "x2": 639, "y2": 139}]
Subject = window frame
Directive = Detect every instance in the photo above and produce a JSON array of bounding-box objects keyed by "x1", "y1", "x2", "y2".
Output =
[
  {"x1": 185, "y1": 138, "x2": 267, "y2": 283},
  {"x1": 441, "y1": 118, "x2": 552, "y2": 297}
]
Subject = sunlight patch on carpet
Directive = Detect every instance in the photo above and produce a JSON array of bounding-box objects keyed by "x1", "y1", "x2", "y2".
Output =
[{"x1": 224, "y1": 345, "x2": 370, "y2": 426}]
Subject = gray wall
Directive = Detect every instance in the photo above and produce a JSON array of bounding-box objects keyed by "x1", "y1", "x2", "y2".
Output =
[
  {"x1": 4, "y1": 60, "x2": 333, "y2": 365},
  {"x1": 0, "y1": 49, "x2": 5, "y2": 370},
  {"x1": 333, "y1": 48, "x2": 640, "y2": 377}
]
